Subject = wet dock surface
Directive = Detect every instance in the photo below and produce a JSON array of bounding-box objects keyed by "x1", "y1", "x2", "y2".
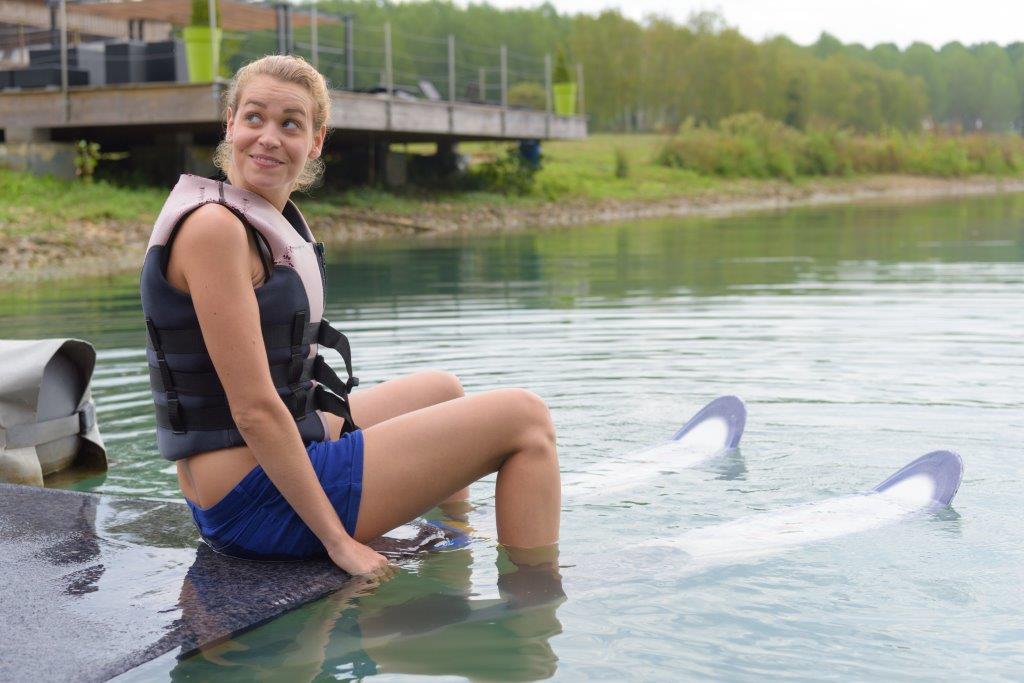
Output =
[{"x1": 0, "y1": 483, "x2": 461, "y2": 682}]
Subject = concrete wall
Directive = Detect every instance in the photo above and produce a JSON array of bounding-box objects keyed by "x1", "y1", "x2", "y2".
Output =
[{"x1": 0, "y1": 142, "x2": 77, "y2": 180}]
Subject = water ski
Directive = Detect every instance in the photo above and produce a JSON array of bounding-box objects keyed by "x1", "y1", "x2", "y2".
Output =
[
  {"x1": 566, "y1": 395, "x2": 747, "y2": 502},
  {"x1": 642, "y1": 450, "x2": 964, "y2": 564}
]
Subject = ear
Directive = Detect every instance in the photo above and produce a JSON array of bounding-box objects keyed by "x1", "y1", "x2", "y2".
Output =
[
  {"x1": 309, "y1": 123, "x2": 327, "y2": 160},
  {"x1": 225, "y1": 106, "x2": 234, "y2": 140}
]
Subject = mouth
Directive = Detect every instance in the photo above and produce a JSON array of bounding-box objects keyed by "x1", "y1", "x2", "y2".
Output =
[{"x1": 249, "y1": 153, "x2": 285, "y2": 167}]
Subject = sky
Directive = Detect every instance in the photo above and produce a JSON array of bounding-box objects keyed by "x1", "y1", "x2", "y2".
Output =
[{"x1": 472, "y1": 0, "x2": 1024, "y2": 49}]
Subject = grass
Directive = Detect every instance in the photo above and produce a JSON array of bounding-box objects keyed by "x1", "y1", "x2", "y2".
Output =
[
  {"x1": 0, "y1": 169, "x2": 165, "y2": 237},
  {"x1": 6, "y1": 126, "x2": 1024, "y2": 237}
]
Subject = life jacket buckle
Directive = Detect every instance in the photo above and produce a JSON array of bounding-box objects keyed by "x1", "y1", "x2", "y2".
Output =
[{"x1": 166, "y1": 393, "x2": 185, "y2": 434}]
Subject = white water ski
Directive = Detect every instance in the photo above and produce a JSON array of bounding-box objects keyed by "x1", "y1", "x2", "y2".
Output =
[
  {"x1": 565, "y1": 395, "x2": 747, "y2": 503},
  {"x1": 641, "y1": 450, "x2": 963, "y2": 567}
]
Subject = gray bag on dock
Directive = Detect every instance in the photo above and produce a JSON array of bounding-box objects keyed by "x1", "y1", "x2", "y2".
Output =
[{"x1": 0, "y1": 338, "x2": 107, "y2": 486}]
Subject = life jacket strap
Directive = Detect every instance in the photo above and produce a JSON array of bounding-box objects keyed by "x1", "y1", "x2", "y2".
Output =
[
  {"x1": 318, "y1": 321, "x2": 359, "y2": 392},
  {"x1": 146, "y1": 317, "x2": 184, "y2": 434},
  {"x1": 145, "y1": 320, "x2": 321, "y2": 355},
  {"x1": 153, "y1": 387, "x2": 315, "y2": 431},
  {"x1": 147, "y1": 356, "x2": 316, "y2": 397},
  {"x1": 313, "y1": 384, "x2": 359, "y2": 435}
]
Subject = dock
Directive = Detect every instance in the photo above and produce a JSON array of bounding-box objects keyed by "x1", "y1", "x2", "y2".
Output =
[{"x1": 0, "y1": 80, "x2": 586, "y2": 142}]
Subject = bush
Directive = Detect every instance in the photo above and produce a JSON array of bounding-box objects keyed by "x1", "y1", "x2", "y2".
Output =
[
  {"x1": 464, "y1": 146, "x2": 539, "y2": 195},
  {"x1": 507, "y1": 82, "x2": 546, "y2": 110},
  {"x1": 190, "y1": 0, "x2": 221, "y2": 27},
  {"x1": 656, "y1": 113, "x2": 1024, "y2": 180},
  {"x1": 613, "y1": 147, "x2": 630, "y2": 178}
]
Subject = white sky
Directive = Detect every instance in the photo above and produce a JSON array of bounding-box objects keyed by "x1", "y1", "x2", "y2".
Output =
[{"x1": 470, "y1": 0, "x2": 1024, "y2": 48}]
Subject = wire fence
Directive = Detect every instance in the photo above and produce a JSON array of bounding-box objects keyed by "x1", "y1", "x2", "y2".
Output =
[{"x1": 0, "y1": 8, "x2": 584, "y2": 115}]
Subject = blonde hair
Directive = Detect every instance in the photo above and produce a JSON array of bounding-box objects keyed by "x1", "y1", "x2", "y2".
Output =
[{"x1": 213, "y1": 54, "x2": 331, "y2": 193}]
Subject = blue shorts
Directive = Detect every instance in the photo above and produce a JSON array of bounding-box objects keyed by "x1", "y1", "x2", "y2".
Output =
[{"x1": 186, "y1": 429, "x2": 364, "y2": 561}]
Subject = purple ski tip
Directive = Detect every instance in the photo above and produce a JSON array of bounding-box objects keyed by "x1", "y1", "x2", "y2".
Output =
[
  {"x1": 872, "y1": 450, "x2": 964, "y2": 507},
  {"x1": 672, "y1": 395, "x2": 747, "y2": 449}
]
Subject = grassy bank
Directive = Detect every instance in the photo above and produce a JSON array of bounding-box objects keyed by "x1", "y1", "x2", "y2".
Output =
[{"x1": 4, "y1": 131, "x2": 1024, "y2": 281}]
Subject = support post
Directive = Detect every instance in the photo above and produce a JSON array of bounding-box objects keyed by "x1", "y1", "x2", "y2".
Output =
[
  {"x1": 544, "y1": 52, "x2": 552, "y2": 137},
  {"x1": 447, "y1": 34, "x2": 455, "y2": 103},
  {"x1": 576, "y1": 62, "x2": 585, "y2": 117},
  {"x1": 544, "y1": 53, "x2": 552, "y2": 114},
  {"x1": 58, "y1": 0, "x2": 68, "y2": 122},
  {"x1": 276, "y1": 4, "x2": 286, "y2": 55},
  {"x1": 207, "y1": 0, "x2": 218, "y2": 79},
  {"x1": 383, "y1": 22, "x2": 393, "y2": 96},
  {"x1": 500, "y1": 44, "x2": 507, "y2": 135},
  {"x1": 286, "y1": 4, "x2": 293, "y2": 54},
  {"x1": 383, "y1": 22, "x2": 392, "y2": 129},
  {"x1": 447, "y1": 33, "x2": 455, "y2": 133},
  {"x1": 478, "y1": 66, "x2": 485, "y2": 103},
  {"x1": 344, "y1": 14, "x2": 353, "y2": 90},
  {"x1": 311, "y1": 5, "x2": 318, "y2": 69}
]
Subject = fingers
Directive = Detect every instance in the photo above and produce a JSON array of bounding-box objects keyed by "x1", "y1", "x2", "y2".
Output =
[{"x1": 370, "y1": 556, "x2": 397, "y2": 581}]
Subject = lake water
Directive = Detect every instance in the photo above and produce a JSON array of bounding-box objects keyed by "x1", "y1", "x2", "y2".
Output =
[{"x1": 3, "y1": 194, "x2": 1023, "y2": 680}]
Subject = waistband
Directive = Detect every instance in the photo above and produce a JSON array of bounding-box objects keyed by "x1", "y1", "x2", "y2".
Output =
[{"x1": 186, "y1": 463, "x2": 267, "y2": 528}]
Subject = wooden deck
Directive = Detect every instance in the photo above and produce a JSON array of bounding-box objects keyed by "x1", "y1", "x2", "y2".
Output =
[{"x1": 0, "y1": 81, "x2": 587, "y2": 142}]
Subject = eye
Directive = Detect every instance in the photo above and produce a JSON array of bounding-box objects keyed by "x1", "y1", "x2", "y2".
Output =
[
  {"x1": 283, "y1": 119, "x2": 301, "y2": 130},
  {"x1": 244, "y1": 112, "x2": 262, "y2": 124}
]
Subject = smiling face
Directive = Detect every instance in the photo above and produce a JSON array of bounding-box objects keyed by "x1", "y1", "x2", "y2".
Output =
[{"x1": 224, "y1": 74, "x2": 326, "y2": 208}]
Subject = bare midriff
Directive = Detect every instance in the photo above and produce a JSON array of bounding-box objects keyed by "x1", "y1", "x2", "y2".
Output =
[{"x1": 176, "y1": 411, "x2": 344, "y2": 509}]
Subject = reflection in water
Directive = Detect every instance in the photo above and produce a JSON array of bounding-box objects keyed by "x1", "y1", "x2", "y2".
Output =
[
  {"x1": 7, "y1": 193, "x2": 1024, "y2": 680},
  {"x1": 171, "y1": 530, "x2": 565, "y2": 681}
]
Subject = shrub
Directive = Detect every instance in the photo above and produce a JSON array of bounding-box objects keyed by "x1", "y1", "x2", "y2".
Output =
[
  {"x1": 507, "y1": 82, "x2": 546, "y2": 110},
  {"x1": 614, "y1": 147, "x2": 630, "y2": 178},
  {"x1": 190, "y1": 0, "x2": 222, "y2": 27},
  {"x1": 552, "y1": 47, "x2": 572, "y2": 84},
  {"x1": 656, "y1": 113, "x2": 1024, "y2": 180},
  {"x1": 465, "y1": 146, "x2": 539, "y2": 195}
]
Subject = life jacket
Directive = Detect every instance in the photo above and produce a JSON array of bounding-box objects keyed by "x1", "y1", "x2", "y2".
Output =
[
  {"x1": 0, "y1": 338, "x2": 107, "y2": 486},
  {"x1": 139, "y1": 174, "x2": 359, "y2": 462}
]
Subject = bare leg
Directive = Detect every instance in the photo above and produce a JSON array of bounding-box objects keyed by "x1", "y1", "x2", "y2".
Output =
[
  {"x1": 353, "y1": 388, "x2": 560, "y2": 549},
  {"x1": 332, "y1": 371, "x2": 469, "y2": 503}
]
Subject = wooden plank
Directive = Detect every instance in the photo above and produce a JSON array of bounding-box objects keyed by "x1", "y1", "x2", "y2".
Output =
[
  {"x1": 1, "y1": 82, "x2": 586, "y2": 139},
  {"x1": 389, "y1": 99, "x2": 449, "y2": 134}
]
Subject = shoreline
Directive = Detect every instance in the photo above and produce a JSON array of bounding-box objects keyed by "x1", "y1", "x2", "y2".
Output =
[{"x1": 3, "y1": 174, "x2": 1024, "y2": 284}]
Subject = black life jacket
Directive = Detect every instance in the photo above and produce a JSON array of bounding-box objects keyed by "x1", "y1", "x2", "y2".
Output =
[{"x1": 139, "y1": 174, "x2": 358, "y2": 461}]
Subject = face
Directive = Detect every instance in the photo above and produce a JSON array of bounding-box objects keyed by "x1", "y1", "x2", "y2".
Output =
[{"x1": 224, "y1": 74, "x2": 326, "y2": 199}]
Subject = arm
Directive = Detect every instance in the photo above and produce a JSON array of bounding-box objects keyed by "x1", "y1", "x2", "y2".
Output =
[{"x1": 173, "y1": 204, "x2": 392, "y2": 577}]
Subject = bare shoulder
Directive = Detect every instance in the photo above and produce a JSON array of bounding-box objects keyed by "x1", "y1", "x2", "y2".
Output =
[
  {"x1": 167, "y1": 203, "x2": 251, "y2": 292},
  {"x1": 175, "y1": 202, "x2": 247, "y2": 252}
]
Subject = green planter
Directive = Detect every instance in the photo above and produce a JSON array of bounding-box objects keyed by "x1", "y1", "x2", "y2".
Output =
[
  {"x1": 553, "y1": 82, "x2": 577, "y2": 116},
  {"x1": 183, "y1": 26, "x2": 222, "y2": 82}
]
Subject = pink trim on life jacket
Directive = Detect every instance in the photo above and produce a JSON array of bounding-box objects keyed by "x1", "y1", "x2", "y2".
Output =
[{"x1": 147, "y1": 174, "x2": 325, "y2": 325}]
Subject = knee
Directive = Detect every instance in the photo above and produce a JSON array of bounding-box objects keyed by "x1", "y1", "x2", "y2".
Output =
[
  {"x1": 501, "y1": 388, "x2": 556, "y2": 456},
  {"x1": 423, "y1": 370, "x2": 464, "y2": 402}
]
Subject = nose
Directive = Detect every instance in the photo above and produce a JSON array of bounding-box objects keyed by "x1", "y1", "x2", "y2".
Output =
[{"x1": 257, "y1": 127, "x2": 281, "y2": 149}]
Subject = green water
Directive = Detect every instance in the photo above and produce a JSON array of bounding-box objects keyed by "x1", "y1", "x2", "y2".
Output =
[{"x1": 4, "y1": 194, "x2": 1023, "y2": 680}]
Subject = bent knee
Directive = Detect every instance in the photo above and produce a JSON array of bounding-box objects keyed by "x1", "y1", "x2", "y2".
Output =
[
  {"x1": 420, "y1": 370, "x2": 464, "y2": 402},
  {"x1": 496, "y1": 388, "x2": 556, "y2": 451}
]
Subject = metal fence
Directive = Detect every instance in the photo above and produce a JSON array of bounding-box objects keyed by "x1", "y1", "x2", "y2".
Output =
[{"x1": 3, "y1": 0, "x2": 584, "y2": 116}]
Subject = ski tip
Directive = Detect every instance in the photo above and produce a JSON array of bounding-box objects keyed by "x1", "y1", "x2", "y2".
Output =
[
  {"x1": 672, "y1": 395, "x2": 747, "y2": 449},
  {"x1": 872, "y1": 450, "x2": 964, "y2": 507}
]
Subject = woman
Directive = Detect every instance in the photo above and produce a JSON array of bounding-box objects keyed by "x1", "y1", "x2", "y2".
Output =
[{"x1": 140, "y1": 55, "x2": 560, "y2": 578}]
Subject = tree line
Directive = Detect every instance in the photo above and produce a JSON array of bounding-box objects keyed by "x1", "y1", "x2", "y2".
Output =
[{"x1": 304, "y1": 1, "x2": 1024, "y2": 135}]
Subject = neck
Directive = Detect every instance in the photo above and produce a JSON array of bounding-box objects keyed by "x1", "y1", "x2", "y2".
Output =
[{"x1": 226, "y1": 171, "x2": 291, "y2": 213}]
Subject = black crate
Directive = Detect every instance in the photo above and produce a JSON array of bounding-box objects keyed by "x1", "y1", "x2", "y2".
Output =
[
  {"x1": 11, "y1": 66, "x2": 89, "y2": 88},
  {"x1": 144, "y1": 40, "x2": 186, "y2": 82},
  {"x1": 105, "y1": 41, "x2": 147, "y2": 84},
  {"x1": 0, "y1": 70, "x2": 14, "y2": 89},
  {"x1": 28, "y1": 43, "x2": 105, "y2": 85}
]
